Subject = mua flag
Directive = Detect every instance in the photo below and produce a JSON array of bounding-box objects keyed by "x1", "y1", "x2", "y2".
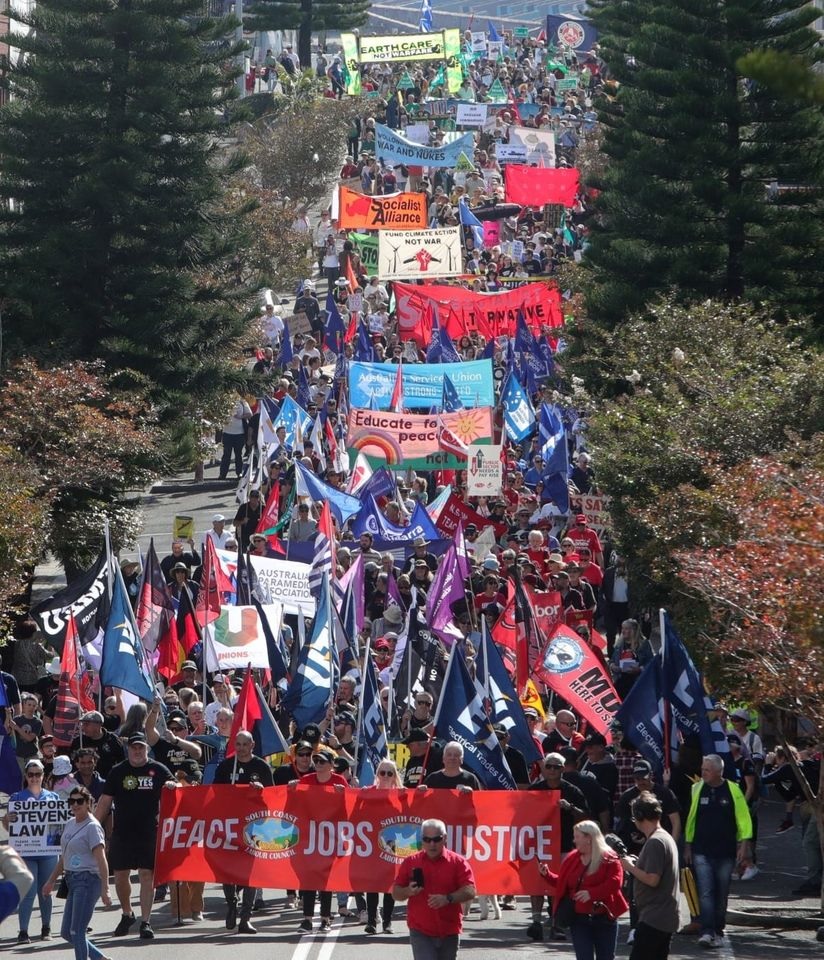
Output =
[{"x1": 434, "y1": 645, "x2": 517, "y2": 790}]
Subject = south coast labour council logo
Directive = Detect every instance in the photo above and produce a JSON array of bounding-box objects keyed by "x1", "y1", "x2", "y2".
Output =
[
  {"x1": 542, "y1": 633, "x2": 585, "y2": 675},
  {"x1": 243, "y1": 810, "x2": 300, "y2": 860},
  {"x1": 377, "y1": 816, "x2": 425, "y2": 865}
]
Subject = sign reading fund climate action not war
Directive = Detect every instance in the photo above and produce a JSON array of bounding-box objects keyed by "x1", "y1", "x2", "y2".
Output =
[
  {"x1": 356, "y1": 31, "x2": 446, "y2": 62},
  {"x1": 348, "y1": 359, "x2": 495, "y2": 409},
  {"x1": 347, "y1": 406, "x2": 493, "y2": 470},
  {"x1": 155, "y1": 785, "x2": 560, "y2": 895},
  {"x1": 338, "y1": 187, "x2": 427, "y2": 231},
  {"x1": 378, "y1": 226, "x2": 462, "y2": 280}
]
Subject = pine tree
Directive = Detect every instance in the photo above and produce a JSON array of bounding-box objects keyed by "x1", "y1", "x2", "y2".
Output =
[
  {"x1": 0, "y1": 0, "x2": 256, "y2": 431},
  {"x1": 247, "y1": 0, "x2": 369, "y2": 67},
  {"x1": 585, "y1": 0, "x2": 824, "y2": 328}
]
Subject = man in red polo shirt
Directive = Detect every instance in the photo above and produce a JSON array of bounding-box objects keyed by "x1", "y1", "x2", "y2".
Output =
[
  {"x1": 566, "y1": 514, "x2": 603, "y2": 568},
  {"x1": 393, "y1": 818, "x2": 476, "y2": 960}
]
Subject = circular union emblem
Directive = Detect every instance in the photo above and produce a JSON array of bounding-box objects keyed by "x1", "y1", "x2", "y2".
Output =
[
  {"x1": 242, "y1": 816, "x2": 300, "y2": 854},
  {"x1": 378, "y1": 822, "x2": 422, "y2": 859},
  {"x1": 557, "y1": 21, "x2": 586, "y2": 49},
  {"x1": 122, "y1": 775, "x2": 138, "y2": 791},
  {"x1": 542, "y1": 634, "x2": 585, "y2": 674}
]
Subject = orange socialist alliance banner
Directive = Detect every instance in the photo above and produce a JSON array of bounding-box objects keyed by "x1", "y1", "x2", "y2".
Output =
[
  {"x1": 155, "y1": 785, "x2": 560, "y2": 895},
  {"x1": 338, "y1": 186, "x2": 428, "y2": 231}
]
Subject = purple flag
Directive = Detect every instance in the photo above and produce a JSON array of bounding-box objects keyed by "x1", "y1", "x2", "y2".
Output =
[
  {"x1": 336, "y1": 554, "x2": 365, "y2": 632},
  {"x1": 454, "y1": 522, "x2": 471, "y2": 582},
  {"x1": 385, "y1": 568, "x2": 405, "y2": 610},
  {"x1": 425, "y1": 544, "x2": 467, "y2": 646}
]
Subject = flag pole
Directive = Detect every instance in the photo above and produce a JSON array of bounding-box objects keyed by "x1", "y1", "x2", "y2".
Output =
[
  {"x1": 660, "y1": 608, "x2": 670, "y2": 772},
  {"x1": 423, "y1": 640, "x2": 458, "y2": 774}
]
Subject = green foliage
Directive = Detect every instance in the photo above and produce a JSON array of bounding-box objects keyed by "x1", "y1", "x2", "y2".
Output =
[
  {"x1": 586, "y1": 0, "x2": 824, "y2": 329},
  {"x1": 246, "y1": 0, "x2": 370, "y2": 65},
  {"x1": 566, "y1": 298, "x2": 824, "y2": 635},
  {"x1": 738, "y1": 50, "x2": 824, "y2": 105},
  {"x1": 0, "y1": 0, "x2": 258, "y2": 432}
]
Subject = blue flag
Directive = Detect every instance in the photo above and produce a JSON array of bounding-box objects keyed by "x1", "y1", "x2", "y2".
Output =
[
  {"x1": 441, "y1": 373, "x2": 464, "y2": 412},
  {"x1": 297, "y1": 363, "x2": 311, "y2": 411},
  {"x1": 514, "y1": 309, "x2": 537, "y2": 355},
  {"x1": 438, "y1": 326, "x2": 462, "y2": 364},
  {"x1": 419, "y1": 0, "x2": 433, "y2": 32},
  {"x1": 480, "y1": 337, "x2": 496, "y2": 361},
  {"x1": 101, "y1": 571, "x2": 155, "y2": 701},
  {"x1": 435, "y1": 644, "x2": 516, "y2": 790},
  {"x1": 661, "y1": 612, "x2": 730, "y2": 760},
  {"x1": 355, "y1": 320, "x2": 375, "y2": 362},
  {"x1": 539, "y1": 403, "x2": 568, "y2": 477},
  {"x1": 294, "y1": 460, "x2": 362, "y2": 525},
  {"x1": 502, "y1": 373, "x2": 536, "y2": 442},
  {"x1": 0, "y1": 732, "x2": 20, "y2": 795},
  {"x1": 281, "y1": 574, "x2": 334, "y2": 729},
  {"x1": 474, "y1": 621, "x2": 542, "y2": 764},
  {"x1": 255, "y1": 599, "x2": 290, "y2": 684},
  {"x1": 357, "y1": 658, "x2": 389, "y2": 787},
  {"x1": 615, "y1": 656, "x2": 667, "y2": 773},
  {"x1": 357, "y1": 466, "x2": 396, "y2": 503},
  {"x1": 487, "y1": 19, "x2": 501, "y2": 42},
  {"x1": 351, "y1": 495, "x2": 439, "y2": 543},
  {"x1": 279, "y1": 319, "x2": 293, "y2": 366},
  {"x1": 325, "y1": 291, "x2": 345, "y2": 354},
  {"x1": 458, "y1": 197, "x2": 484, "y2": 250},
  {"x1": 425, "y1": 309, "x2": 443, "y2": 363},
  {"x1": 273, "y1": 395, "x2": 311, "y2": 448}
]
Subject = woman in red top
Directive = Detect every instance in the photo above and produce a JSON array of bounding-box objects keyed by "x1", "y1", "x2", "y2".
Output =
[
  {"x1": 539, "y1": 821, "x2": 627, "y2": 960},
  {"x1": 362, "y1": 760, "x2": 404, "y2": 934}
]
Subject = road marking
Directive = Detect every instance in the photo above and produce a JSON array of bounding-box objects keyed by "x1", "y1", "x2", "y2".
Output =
[
  {"x1": 316, "y1": 916, "x2": 345, "y2": 960},
  {"x1": 290, "y1": 915, "x2": 345, "y2": 960}
]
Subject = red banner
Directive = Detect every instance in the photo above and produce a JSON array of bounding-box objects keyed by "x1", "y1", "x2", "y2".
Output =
[
  {"x1": 433, "y1": 493, "x2": 507, "y2": 539},
  {"x1": 155, "y1": 785, "x2": 559, "y2": 895},
  {"x1": 505, "y1": 167, "x2": 580, "y2": 208},
  {"x1": 394, "y1": 282, "x2": 563, "y2": 346},
  {"x1": 533, "y1": 624, "x2": 622, "y2": 737}
]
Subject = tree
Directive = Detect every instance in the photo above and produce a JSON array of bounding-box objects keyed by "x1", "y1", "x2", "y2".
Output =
[
  {"x1": 247, "y1": 0, "x2": 370, "y2": 68},
  {"x1": 585, "y1": 0, "x2": 824, "y2": 328},
  {"x1": 0, "y1": 359, "x2": 160, "y2": 582},
  {"x1": 0, "y1": 0, "x2": 256, "y2": 438},
  {"x1": 564, "y1": 298, "x2": 824, "y2": 636}
]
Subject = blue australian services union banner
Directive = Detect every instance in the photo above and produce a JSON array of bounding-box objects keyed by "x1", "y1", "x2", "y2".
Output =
[
  {"x1": 348, "y1": 360, "x2": 495, "y2": 410},
  {"x1": 375, "y1": 124, "x2": 476, "y2": 169}
]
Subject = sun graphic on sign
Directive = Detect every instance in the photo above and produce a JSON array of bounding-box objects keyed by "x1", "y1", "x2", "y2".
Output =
[{"x1": 448, "y1": 408, "x2": 490, "y2": 443}]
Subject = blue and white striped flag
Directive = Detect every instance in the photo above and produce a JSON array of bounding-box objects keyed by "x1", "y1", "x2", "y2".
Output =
[
  {"x1": 357, "y1": 657, "x2": 389, "y2": 786},
  {"x1": 419, "y1": 0, "x2": 433, "y2": 32}
]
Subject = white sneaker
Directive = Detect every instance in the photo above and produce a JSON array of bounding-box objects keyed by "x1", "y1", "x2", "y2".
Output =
[
  {"x1": 698, "y1": 933, "x2": 715, "y2": 948},
  {"x1": 711, "y1": 934, "x2": 727, "y2": 948},
  {"x1": 358, "y1": 909, "x2": 368, "y2": 924},
  {"x1": 627, "y1": 929, "x2": 635, "y2": 944},
  {"x1": 740, "y1": 866, "x2": 759, "y2": 881}
]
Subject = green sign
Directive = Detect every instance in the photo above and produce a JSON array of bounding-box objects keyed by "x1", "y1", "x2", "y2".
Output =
[
  {"x1": 398, "y1": 70, "x2": 415, "y2": 90},
  {"x1": 349, "y1": 232, "x2": 378, "y2": 271},
  {"x1": 455, "y1": 151, "x2": 475, "y2": 172},
  {"x1": 487, "y1": 78, "x2": 506, "y2": 100},
  {"x1": 557, "y1": 78, "x2": 579, "y2": 92},
  {"x1": 514, "y1": 26, "x2": 529, "y2": 39}
]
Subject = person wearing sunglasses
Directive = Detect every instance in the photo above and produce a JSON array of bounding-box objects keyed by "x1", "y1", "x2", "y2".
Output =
[
  {"x1": 289, "y1": 748, "x2": 347, "y2": 933},
  {"x1": 392, "y1": 818, "x2": 476, "y2": 960},
  {"x1": 361, "y1": 760, "x2": 403, "y2": 934},
  {"x1": 43, "y1": 786, "x2": 111, "y2": 960},
  {"x1": 4, "y1": 759, "x2": 59, "y2": 944}
]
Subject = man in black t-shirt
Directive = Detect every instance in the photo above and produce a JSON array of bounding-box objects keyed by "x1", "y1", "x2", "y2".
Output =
[
  {"x1": 494, "y1": 724, "x2": 530, "y2": 786},
  {"x1": 147, "y1": 709, "x2": 203, "y2": 774},
  {"x1": 272, "y1": 740, "x2": 315, "y2": 784},
  {"x1": 615, "y1": 760, "x2": 681, "y2": 854},
  {"x1": 423, "y1": 741, "x2": 481, "y2": 792},
  {"x1": 403, "y1": 729, "x2": 442, "y2": 787},
  {"x1": 69, "y1": 710, "x2": 126, "y2": 777},
  {"x1": 94, "y1": 734, "x2": 178, "y2": 941},
  {"x1": 214, "y1": 730, "x2": 274, "y2": 934}
]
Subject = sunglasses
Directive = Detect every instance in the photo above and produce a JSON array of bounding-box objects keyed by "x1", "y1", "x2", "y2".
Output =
[
  {"x1": 68, "y1": 797, "x2": 87, "y2": 806},
  {"x1": 545, "y1": 764, "x2": 563, "y2": 770},
  {"x1": 421, "y1": 835, "x2": 444, "y2": 843},
  {"x1": 27, "y1": 770, "x2": 43, "y2": 777},
  {"x1": 296, "y1": 751, "x2": 312, "y2": 758},
  {"x1": 314, "y1": 757, "x2": 330, "y2": 765},
  {"x1": 377, "y1": 770, "x2": 395, "y2": 777}
]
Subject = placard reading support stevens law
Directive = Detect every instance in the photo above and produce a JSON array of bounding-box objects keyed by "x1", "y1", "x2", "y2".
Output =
[
  {"x1": 8, "y1": 798, "x2": 71, "y2": 857},
  {"x1": 378, "y1": 227, "x2": 463, "y2": 280}
]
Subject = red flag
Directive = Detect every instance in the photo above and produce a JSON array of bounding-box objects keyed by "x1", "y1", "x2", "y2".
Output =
[
  {"x1": 390, "y1": 363, "x2": 404, "y2": 413},
  {"x1": 53, "y1": 614, "x2": 95, "y2": 748},
  {"x1": 256, "y1": 485, "x2": 280, "y2": 536},
  {"x1": 157, "y1": 619, "x2": 186, "y2": 681},
  {"x1": 344, "y1": 254, "x2": 360, "y2": 292},
  {"x1": 196, "y1": 538, "x2": 227, "y2": 628},
  {"x1": 136, "y1": 539, "x2": 176, "y2": 654},
  {"x1": 492, "y1": 582, "x2": 516, "y2": 653},
  {"x1": 324, "y1": 419, "x2": 339, "y2": 469},
  {"x1": 317, "y1": 499, "x2": 336, "y2": 575},
  {"x1": 344, "y1": 312, "x2": 357, "y2": 343},
  {"x1": 226, "y1": 667, "x2": 263, "y2": 758},
  {"x1": 505, "y1": 166, "x2": 580, "y2": 207},
  {"x1": 533, "y1": 623, "x2": 622, "y2": 737},
  {"x1": 437, "y1": 416, "x2": 468, "y2": 459},
  {"x1": 508, "y1": 88, "x2": 523, "y2": 124}
]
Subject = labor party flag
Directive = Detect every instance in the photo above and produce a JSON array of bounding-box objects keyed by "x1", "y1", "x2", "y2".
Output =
[
  {"x1": 533, "y1": 624, "x2": 621, "y2": 738},
  {"x1": 434, "y1": 643, "x2": 516, "y2": 790}
]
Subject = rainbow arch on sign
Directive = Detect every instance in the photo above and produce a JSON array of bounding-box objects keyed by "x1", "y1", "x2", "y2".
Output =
[{"x1": 348, "y1": 429, "x2": 403, "y2": 464}]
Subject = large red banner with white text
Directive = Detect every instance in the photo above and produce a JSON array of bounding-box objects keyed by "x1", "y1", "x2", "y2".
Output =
[
  {"x1": 533, "y1": 624, "x2": 622, "y2": 738},
  {"x1": 155, "y1": 785, "x2": 559, "y2": 895}
]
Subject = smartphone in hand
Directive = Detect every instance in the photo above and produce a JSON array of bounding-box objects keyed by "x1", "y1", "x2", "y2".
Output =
[{"x1": 412, "y1": 867, "x2": 424, "y2": 888}]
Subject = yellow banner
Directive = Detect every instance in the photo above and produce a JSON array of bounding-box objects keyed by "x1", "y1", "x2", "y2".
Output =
[{"x1": 358, "y1": 32, "x2": 446, "y2": 63}]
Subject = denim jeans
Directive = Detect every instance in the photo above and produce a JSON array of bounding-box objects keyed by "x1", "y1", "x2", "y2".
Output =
[
  {"x1": 61, "y1": 871, "x2": 105, "y2": 960},
  {"x1": 568, "y1": 914, "x2": 618, "y2": 960},
  {"x1": 18, "y1": 855, "x2": 57, "y2": 933},
  {"x1": 409, "y1": 929, "x2": 459, "y2": 960},
  {"x1": 692, "y1": 854, "x2": 735, "y2": 936}
]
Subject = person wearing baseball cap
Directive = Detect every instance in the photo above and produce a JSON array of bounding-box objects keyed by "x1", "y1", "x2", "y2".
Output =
[
  {"x1": 70, "y1": 710, "x2": 125, "y2": 779},
  {"x1": 205, "y1": 513, "x2": 231, "y2": 550},
  {"x1": 614, "y1": 759, "x2": 681, "y2": 862},
  {"x1": 402, "y1": 728, "x2": 443, "y2": 788},
  {"x1": 564, "y1": 513, "x2": 603, "y2": 568}
]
